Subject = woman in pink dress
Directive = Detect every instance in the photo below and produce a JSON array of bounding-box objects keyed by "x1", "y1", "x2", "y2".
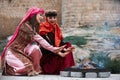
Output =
[{"x1": 1, "y1": 7, "x2": 70, "y2": 76}]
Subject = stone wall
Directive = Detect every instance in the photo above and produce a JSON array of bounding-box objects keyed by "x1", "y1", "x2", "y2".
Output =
[
  {"x1": 0, "y1": 0, "x2": 120, "y2": 38},
  {"x1": 0, "y1": 0, "x2": 61, "y2": 38},
  {"x1": 62, "y1": 0, "x2": 120, "y2": 28}
]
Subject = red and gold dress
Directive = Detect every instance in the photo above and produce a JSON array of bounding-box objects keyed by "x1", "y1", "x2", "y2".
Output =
[{"x1": 39, "y1": 21, "x2": 75, "y2": 74}]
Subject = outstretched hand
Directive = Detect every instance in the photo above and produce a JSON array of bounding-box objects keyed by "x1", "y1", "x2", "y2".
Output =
[
  {"x1": 64, "y1": 46, "x2": 75, "y2": 52},
  {"x1": 54, "y1": 45, "x2": 66, "y2": 53},
  {"x1": 58, "y1": 46, "x2": 75, "y2": 57}
]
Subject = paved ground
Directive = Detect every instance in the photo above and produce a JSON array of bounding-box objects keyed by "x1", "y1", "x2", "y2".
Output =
[{"x1": 0, "y1": 73, "x2": 120, "y2": 80}]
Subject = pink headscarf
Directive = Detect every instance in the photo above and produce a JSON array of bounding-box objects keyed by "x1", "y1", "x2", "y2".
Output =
[{"x1": 1, "y1": 7, "x2": 44, "y2": 59}]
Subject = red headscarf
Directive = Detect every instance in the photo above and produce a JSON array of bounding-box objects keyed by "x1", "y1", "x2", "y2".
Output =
[
  {"x1": 39, "y1": 18, "x2": 63, "y2": 47},
  {"x1": 1, "y1": 7, "x2": 44, "y2": 59}
]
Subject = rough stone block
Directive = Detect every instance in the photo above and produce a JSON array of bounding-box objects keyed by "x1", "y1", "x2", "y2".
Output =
[
  {"x1": 85, "y1": 72, "x2": 97, "y2": 78},
  {"x1": 98, "y1": 72, "x2": 111, "y2": 78},
  {"x1": 70, "y1": 72, "x2": 82, "y2": 78},
  {"x1": 60, "y1": 71, "x2": 70, "y2": 77}
]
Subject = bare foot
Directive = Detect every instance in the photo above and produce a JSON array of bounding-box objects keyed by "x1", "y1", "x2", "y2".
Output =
[
  {"x1": 34, "y1": 71, "x2": 42, "y2": 75},
  {"x1": 35, "y1": 67, "x2": 43, "y2": 74},
  {"x1": 27, "y1": 69, "x2": 43, "y2": 76},
  {"x1": 28, "y1": 70, "x2": 37, "y2": 76}
]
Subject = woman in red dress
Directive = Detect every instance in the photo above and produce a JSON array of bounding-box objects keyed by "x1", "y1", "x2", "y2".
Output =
[{"x1": 39, "y1": 10, "x2": 75, "y2": 74}]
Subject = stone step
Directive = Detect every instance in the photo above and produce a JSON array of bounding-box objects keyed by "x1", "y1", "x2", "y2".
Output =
[
  {"x1": 60, "y1": 71, "x2": 111, "y2": 78},
  {"x1": 0, "y1": 73, "x2": 120, "y2": 80}
]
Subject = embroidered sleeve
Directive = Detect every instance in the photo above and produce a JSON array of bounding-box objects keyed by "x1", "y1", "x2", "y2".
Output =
[{"x1": 34, "y1": 34, "x2": 58, "y2": 53}]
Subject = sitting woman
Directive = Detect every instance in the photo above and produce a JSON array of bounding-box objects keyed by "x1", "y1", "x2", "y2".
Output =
[
  {"x1": 39, "y1": 10, "x2": 75, "y2": 74},
  {"x1": 1, "y1": 7, "x2": 69, "y2": 76}
]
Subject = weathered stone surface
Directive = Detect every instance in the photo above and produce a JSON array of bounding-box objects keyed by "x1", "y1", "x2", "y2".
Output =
[
  {"x1": 0, "y1": 74, "x2": 120, "y2": 80},
  {"x1": 0, "y1": 0, "x2": 61, "y2": 38},
  {"x1": 70, "y1": 72, "x2": 82, "y2": 78},
  {"x1": 85, "y1": 72, "x2": 97, "y2": 78},
  {"x1": 98, "y1": 72, "x2": 111, "y2": 78},
  {"x1": 1, "y1": 0, "x2": 120, "y2": 38},
  {"x1": 62, "y1": 0, "x2": 120, "y2": 28},
  {"x1": 60, "y1": 71, "x2": 70, "y2": 77}
]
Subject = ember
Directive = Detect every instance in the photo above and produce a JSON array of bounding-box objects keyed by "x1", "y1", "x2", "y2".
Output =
[{"x1": 78, "y1": 58, "x2": 101, "y2": 69}]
